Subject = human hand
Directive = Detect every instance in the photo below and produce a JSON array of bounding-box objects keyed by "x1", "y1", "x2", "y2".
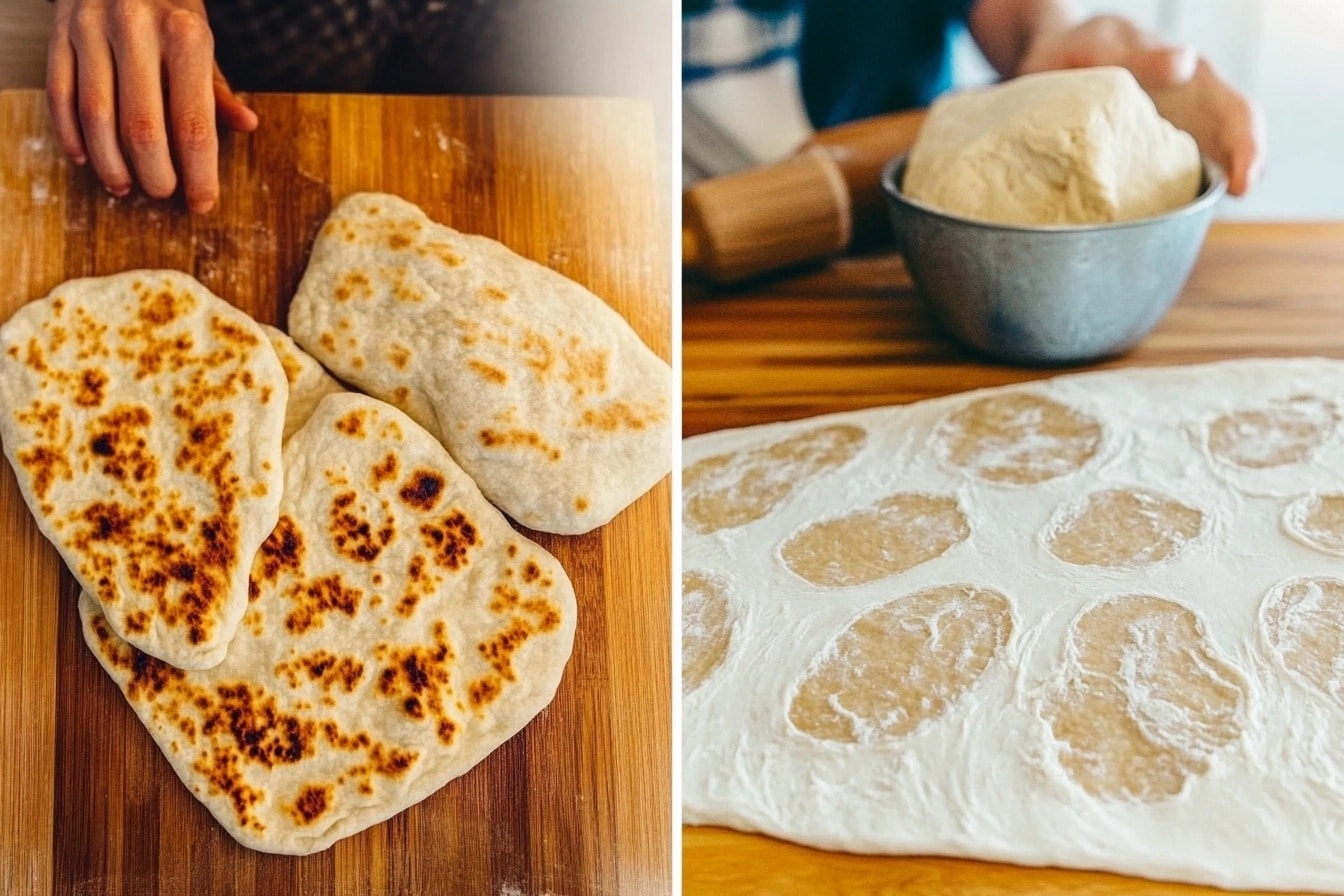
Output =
[
  {"x1": 46, "y1": 0, "x2": 260, "y2": 213},
  {"x1": 1017, "y1": 15, "x2": 1264, "y2": 196}
]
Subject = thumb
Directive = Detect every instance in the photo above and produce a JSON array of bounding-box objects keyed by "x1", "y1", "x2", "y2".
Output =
[
  {"x1": 1123, "y1": 45, "x2": 1198, "y2": 89},
  {"x1": 213, "y1": 64, "x2": 259, "y2": 133}
]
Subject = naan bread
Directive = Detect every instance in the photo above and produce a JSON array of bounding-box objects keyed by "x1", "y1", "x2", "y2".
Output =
[
  {"x1": 80, "y1": 392, "x2": 577, "y2": 854},
  {"x1": 0, "y1": 271, "x2": 286, "y2": 669},
  {"x1": 259, "y1": 324, "x2": 344, "y2": 442},
  {"x1": 287, "y1": 193, "x2": 671, "y2": 534}
]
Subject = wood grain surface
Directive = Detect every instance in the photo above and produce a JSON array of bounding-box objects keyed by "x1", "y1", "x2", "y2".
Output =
[
  {"x1": 681, "y1": 223, "x2": 1344, "y2": 895},
  {"x1": 684, "y1": 827, "x2": 1315, "y2": 896},
  {"x1": 0, "y1": 89, "x2": 671, "y2": 896},
  {"x1": 684, "y1": 223, "x2": 1344, "y2": 436}
]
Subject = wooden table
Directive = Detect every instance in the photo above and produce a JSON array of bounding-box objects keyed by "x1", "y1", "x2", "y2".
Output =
[
  {"x1": 0, "y1": 90, "x2": 671, "y2": 896},
  {"x1": 682, "y1": 222, "x2": 1344, "y2": 894}
]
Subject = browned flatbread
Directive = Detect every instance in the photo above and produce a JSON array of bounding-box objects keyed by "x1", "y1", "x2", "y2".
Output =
[
  {"x1": 80, "y1": 392, "x2": 577, "y2": 854},
  {"x1": 0, "y1": 271, "x2": 286, "y2": 669}
]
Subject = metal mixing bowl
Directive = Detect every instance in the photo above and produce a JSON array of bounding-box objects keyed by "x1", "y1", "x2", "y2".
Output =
[{"x1": 881, "y1": 153, "x2": 1227, "y2": 364}]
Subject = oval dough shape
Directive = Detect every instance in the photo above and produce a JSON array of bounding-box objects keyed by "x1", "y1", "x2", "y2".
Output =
[
  {"x1": 934, "y1": 392, "x2": 1102, "y2": 485},
  {"x1": 683, "y1": 571, "x2": 735, "y2": 694},
  {"x1": 683, "y1": 424, "x2": 866, "y2": 535},
  {"x1": 1282, "y1": 494, "x2": 1344, "y2": 556},
  {"x1": 780, "y1": 493, "x2": 969, "y2": 587},
  {"x1": 789, "y1": 584, "x2": 1012, "y2": 744},
  {"x1": 1207, "y1": 397, "x2": 1336, "y2": 469},
  {"x1": 1045, "y1": 488, "x2": 1203, "y2": 568},
  {"x1": 1043, "y1": 595, "x2": 1246, "y2": 802},
  {"x1": 1261, "y1": 576, "x2": 1344, "y2": 707}
]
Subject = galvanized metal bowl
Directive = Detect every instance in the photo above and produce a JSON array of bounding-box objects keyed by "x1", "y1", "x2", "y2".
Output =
[{"x1": 881, "y1": 153, "x2": 1227, "y2": 364}]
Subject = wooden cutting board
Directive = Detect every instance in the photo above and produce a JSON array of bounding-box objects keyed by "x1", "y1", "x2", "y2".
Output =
[
  {"x1": 684, "y1": 827, "x2": 1316, "y2": 896},
  {"x1": 0, "y1": 89, "x2": 670, "y2": 896}
]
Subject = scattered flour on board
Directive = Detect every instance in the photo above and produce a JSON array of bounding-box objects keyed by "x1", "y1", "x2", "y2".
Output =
[
  {"x1": 21, "y1": 136, "x2": 53, "y2": 156},
  {"x1": 497, "y1": 885, "x2": 560, "y2": 896},
  {"x1": 21, "y1": 137, "x2": 56, "y2": 205}
]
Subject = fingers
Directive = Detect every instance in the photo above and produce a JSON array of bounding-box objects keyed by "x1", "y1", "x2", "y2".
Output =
[
  {"x1": 1224, "y1": 95, "x2": 1266, "y2": 197},
  {"x1": 111, "y1": 5, "x2": 177, "y2": 199},
  {"x1": 69, "y1": 6, "x2": 132, "y2": 196},
  {"x1": 50, "y1": 1, "x2": 234, "y2": 211},
  {"x1": 163, "y1": 9, "x2": 219, "y2": 212},
  {"x1": 214, "y1": 64, "x2": 259, "y2": 133},
  {"x1": 1123, "y1": 45, "x2": 1198, "y2": 90},
  {"x1": 46, "y1": 27, "x2": 87, "y2": 164},
  {"x1": 1149, "y1": 57, "x2": 1265, "y2": 199}
]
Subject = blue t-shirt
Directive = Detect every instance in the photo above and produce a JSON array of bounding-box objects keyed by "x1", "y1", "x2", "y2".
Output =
[{"x1": 683, "y1": 0, "x2": 977, "y2": 128}]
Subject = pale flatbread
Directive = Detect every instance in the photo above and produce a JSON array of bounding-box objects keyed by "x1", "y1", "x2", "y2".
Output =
[
  {"x1": 0, "y1": 271, "x2": 286, "y2": 669},
  {"x1": 259, "y1": 324, "x2": 344, "y2": 442},
  {"x1": 683, "y1": 359, "x2": 1344, "y2": 894},
  {"x1": 287, "y1": 192, "x2": 671, "y2": 534},
  {"x1": 80, "y1": 392, "x2": 577, "y2": 854}
]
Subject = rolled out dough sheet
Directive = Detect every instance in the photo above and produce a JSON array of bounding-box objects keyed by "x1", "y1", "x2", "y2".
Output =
[{"x1": 682, "y1": 358, "x2": 1344, "y2": 894}]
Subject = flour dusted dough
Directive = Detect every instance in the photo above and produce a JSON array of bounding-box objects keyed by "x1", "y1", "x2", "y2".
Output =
[
  {"x1": 682, "y1": 359, "x2": 1344, "y2": 894},
  {"x1": 903, "y1": 67, "x2": 1201, "y2": 226}
]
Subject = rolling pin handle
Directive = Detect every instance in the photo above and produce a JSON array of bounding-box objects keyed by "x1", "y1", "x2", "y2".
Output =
[
  {"x1": 683, "y1": 109, "x2": 928, "y2": 284},
  {"x1": 682, "y1": 150, "x2": 851, "y2": 284}
]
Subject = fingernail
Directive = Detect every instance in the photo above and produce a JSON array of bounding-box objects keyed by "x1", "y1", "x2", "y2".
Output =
[
  {"x1": 73, "y1": 154, "x2": 87, "y2": 165},
  {"x1": 189, "y1": 199, "x2": 216, "y2": 214},
  {"x1": 106, "y1": 184, "x2": 130, "y2": 198}
]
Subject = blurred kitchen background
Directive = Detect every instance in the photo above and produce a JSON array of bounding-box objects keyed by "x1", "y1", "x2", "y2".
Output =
[{"x1": 685, "y1": 0, "x2": 1344, "y2": 219}]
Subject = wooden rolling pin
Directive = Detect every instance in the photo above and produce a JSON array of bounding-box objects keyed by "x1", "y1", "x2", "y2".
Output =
[{"x1": 683, "y1": 108, "x2": 927, "y2": 283}]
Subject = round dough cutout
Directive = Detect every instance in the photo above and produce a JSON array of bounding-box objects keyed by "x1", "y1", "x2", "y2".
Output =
[
  {"x1": 683, "y1": 425, "x2": 866, "y2": 535},
  {"x1": 1045, "y1": 488, "x2": 1203, "y2": 568},
  {"x1": 935, "y1": 393, "x2": 1102, "y2": 485},
  {"x1": 1207, "y1": 397, "x2": 1335, "y2": 469},
  {"x1": 1043, "y1": 595, "x2": 1246, "y2": 802},
  {"x1": 1282, "y1": 494, "x2": 1344, "y2": 556},
  {"x1": 780, "y1": 493, "x2": 969, "y2": 588},
  {"x1": 788, "y1": 584, "x2": 1012, "y2": 744},
  {"x1": 1261, "y1": 576, "x2": 1344, "y2": 707},
  {"x1": 683, "y1": 571, "x2": 736, "y2": 695}
]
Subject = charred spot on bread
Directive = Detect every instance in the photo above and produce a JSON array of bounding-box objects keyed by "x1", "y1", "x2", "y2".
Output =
[{"x1": 398, "y1": 470, "x2": 444, "y2": 511}]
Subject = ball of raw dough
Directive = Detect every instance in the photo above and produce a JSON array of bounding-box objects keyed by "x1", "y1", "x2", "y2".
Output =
[{"x1": 903, "y1": 67, "x2": 1202, "y2": 226}]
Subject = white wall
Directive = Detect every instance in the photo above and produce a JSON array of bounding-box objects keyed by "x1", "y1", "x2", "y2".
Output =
[{"x1": 952, "y1": 0, "x2": 1344, "y2": 219}]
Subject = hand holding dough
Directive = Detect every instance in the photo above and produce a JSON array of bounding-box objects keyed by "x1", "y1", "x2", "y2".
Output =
[
  {"x1": 903, "y1": 67, "x2": 1202, "y2": 226},
  {"x1": 1014, "y1": 15, "x2": 1263, "y2": 196}
]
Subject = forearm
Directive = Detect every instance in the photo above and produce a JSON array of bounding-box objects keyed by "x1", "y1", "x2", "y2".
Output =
[{"x1": 967, "y1": 0, "x2": 1079, "y2": 76}]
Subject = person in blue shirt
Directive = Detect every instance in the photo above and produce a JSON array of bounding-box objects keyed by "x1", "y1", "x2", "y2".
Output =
[{"x1": 684, "y1": 0, "x2": 1262, "y2": 196}]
